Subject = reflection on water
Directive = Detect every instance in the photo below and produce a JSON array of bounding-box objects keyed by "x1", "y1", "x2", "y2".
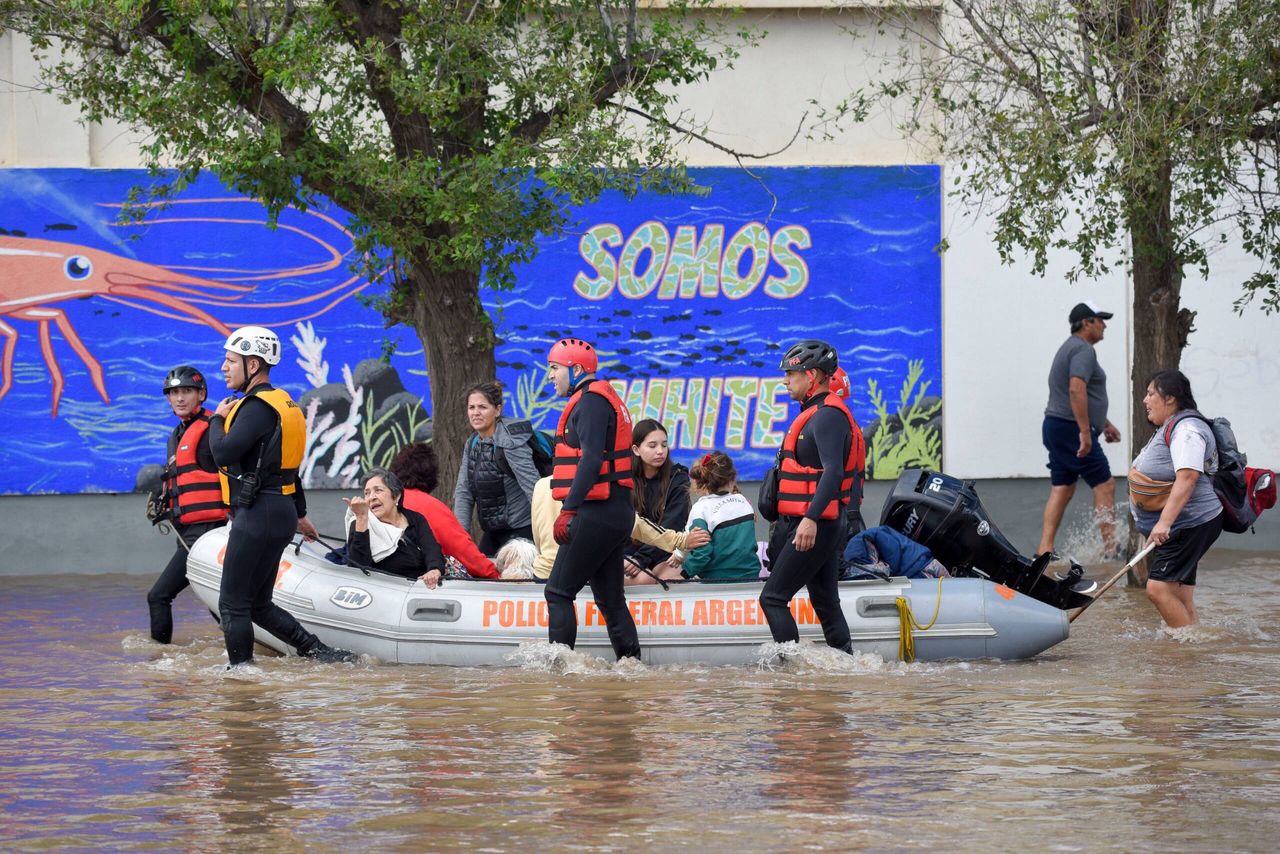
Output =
[{"x1": 3, "y1": 551, "x2": 1280, "y2": 851}]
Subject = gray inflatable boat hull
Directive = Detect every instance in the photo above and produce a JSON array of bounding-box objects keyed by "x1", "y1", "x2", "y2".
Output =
[{"x1": 186, "y1": 526, "x2": 1068, "y2": 664}]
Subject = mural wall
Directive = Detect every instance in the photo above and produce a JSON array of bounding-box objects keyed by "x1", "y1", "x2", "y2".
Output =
[{"x1": 0, "y1": 167, "x2": 941, "y2": 495}]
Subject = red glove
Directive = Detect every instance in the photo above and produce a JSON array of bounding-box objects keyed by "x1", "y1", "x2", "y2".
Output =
[{"x1": 553, "y1": 509, "x2": 577, "y2": 545}]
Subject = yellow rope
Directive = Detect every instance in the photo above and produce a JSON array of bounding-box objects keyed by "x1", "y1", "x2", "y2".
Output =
[{"x1": 896, "y1": 576, "x2": 945, "y2": 663}]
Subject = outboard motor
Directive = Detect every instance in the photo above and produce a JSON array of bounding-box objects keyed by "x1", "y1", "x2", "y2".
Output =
[{"x1": 880, "y1": 469, "x2": 1095, "y2": 610}]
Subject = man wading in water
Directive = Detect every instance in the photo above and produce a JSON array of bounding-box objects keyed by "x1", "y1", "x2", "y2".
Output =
[
  {"x1": 542, "y1": 337, "x2": 641, "y2": 660},
  {"x1": 209, "y1": 326, "x2": 355, "y2": 667},
  {"x1": 760, "y1": 340, "x2": 863, "y2": 654}
]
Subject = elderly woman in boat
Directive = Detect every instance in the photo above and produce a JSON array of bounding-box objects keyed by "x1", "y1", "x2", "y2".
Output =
[{"x1": 345, "y1": 467, "x2": 447, "y2": 588}]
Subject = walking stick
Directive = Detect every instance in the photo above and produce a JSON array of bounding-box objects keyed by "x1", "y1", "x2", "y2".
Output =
[{"x1": 1069, "y1": 542, "x2": 1157, "y2": 623}]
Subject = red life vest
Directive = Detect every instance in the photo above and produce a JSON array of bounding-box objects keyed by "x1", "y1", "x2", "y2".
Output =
[
  {"x1": 551, "y1": 380, "x2": 634, "y2": 501},
  {"x1": 777, "y1": 391, "x2": 866, "y2": 520},
  {"x1": 165, "y1": 410, "x2": 230, "y2": 525}
]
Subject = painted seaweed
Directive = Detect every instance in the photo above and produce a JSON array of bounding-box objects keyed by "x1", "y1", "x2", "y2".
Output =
[{"x1": 862, "y1": 359, "x2": 942, "y2": 480}]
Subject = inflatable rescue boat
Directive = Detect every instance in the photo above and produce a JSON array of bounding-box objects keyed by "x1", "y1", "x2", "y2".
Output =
[{"x1": 185, "y1": 525, "x2": 1070, "y2": 665}]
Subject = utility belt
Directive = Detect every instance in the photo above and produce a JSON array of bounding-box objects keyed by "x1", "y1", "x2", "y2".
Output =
[{"x1": 227, "y1": 471, "x2": 291, "y2": 507}]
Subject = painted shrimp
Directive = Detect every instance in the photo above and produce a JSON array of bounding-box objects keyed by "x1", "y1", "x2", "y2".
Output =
[{"x1": 0, "y1": 200, "x2": 372, "y2": 417}]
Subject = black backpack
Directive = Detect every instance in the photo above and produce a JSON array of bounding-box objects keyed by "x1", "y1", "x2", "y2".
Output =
[{"x1": 1164, "y1": 413, "x2": 1276, "y2": 534}]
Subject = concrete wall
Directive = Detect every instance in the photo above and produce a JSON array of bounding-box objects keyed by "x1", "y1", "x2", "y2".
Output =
[{"x1": 944, "y1": 190, "x2": 1280, "y2": 480}]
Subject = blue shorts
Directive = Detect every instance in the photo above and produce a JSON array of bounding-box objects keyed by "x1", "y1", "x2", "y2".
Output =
[{"x1": 1042, "y1": 416, "x2": 1112, "y2": 487}]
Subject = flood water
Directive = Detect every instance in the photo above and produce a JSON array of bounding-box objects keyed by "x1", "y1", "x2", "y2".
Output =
[{"x1": 4, "y1": 551, "x2": 1280, "y2": 852}]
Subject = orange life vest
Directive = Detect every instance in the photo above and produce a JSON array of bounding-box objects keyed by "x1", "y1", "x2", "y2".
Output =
[
  {"x1": 777, "y1": 391, "x2": 866, "y2": 520},
  {"x1": 165, "y1": 410, "x2": 230, "y2": 525},
  {"x1": 551, "y1": 380, "x2": 634, "y2": 501},
  {"x1": 219, "y1": 386, "x2": 307, "y2": 503}
]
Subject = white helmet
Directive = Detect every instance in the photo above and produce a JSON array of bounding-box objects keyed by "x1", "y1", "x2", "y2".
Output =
[{"x1": 224, "y1": 325, "x2": 281, "y2": 366}]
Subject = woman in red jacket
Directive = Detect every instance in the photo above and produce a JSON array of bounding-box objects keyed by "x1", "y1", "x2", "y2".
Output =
[{"x1": 390, "y1": 443, "x2": 499, "y2": 579}]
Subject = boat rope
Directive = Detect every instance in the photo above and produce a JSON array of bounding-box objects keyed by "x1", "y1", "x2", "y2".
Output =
[{"x1": 895, "y1": 576, "x2": 944, "y2": 663}]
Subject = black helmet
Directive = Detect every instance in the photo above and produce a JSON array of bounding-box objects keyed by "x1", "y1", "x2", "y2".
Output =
[
  {"x1": 779, "y1": 340, "x2": 838, "y2": 375},
  {"x1": 163, "y1": 365, "x2": 207, "y2": 395}
]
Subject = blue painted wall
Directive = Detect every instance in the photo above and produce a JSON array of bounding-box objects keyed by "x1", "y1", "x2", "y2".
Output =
[{"x1": 0, "y1": 166, "x2": 940, "y2": 494}]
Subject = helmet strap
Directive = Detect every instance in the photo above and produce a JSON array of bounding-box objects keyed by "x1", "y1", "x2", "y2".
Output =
[{"x1": 237, "y1": 354, "x2": 257, "y2": 394}]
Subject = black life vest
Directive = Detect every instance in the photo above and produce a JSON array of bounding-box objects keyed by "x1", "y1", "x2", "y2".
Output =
[
  {"x1": 466, "y1": 432, "x2": 515, "y2": 531},
  {"x1": 777, "y1": 391, "x2": 865, "y2": 520},
  {"x1": 164, "y1": 409, "x2": 229, "y2": 525},
  {"x1": 551, "y1": 380, "x2": 634, "y2": 501}
]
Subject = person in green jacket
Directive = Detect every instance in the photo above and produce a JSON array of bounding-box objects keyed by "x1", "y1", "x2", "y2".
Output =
[{"x1": 676, "y1": 451, "x2": 762, "y2": 582}]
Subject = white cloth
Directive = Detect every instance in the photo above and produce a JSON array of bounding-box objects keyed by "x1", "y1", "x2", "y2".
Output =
[{"x1": 345, "y1": 508, "x2": 406, "y2": 562}]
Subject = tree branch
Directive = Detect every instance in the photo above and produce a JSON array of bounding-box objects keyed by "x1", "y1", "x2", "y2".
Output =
[
  {"x1": 509, "y1": 49, "x2": 661, "y2": 142},
  {"x1": 132, "y1": 1, "x2": 394, "y2": 226},
  {"x1": 329, "y1": 0, "x2": 441, "y2": 162},
  {"x1": 1250, "y1": 118, "x2": 1280, "y2": 142},
  {"x1": 609, "y1": 102, "x2": 809, "y2": 221}
]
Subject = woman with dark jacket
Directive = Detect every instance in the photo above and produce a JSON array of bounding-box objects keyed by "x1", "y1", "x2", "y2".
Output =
[
  {"x1": 623, "y1": 419, "x2": 691, "y2": 585},
  {"x1": 452, "y1": 381, "x2": 540, "y2": 554},
  {"x1": 346, "y1": 468, "x2": 447, "y2": 587}
]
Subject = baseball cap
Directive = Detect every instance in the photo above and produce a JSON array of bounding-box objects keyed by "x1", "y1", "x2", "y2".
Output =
[{"x1": 1069, "y1": 301, "x2": 1114, "y2": 323}]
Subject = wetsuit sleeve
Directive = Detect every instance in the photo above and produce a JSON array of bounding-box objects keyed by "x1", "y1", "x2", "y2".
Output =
[
  {"x1": 630, "y1": 468, "x2": 690, "y2": 568},
  {"x1": 422, "y1": 499, "x2": 498, "y2": 578},
  {"x1": 292, "y1": 481, "x2": 307, "y2": 518},
  {"x1": 806, "y1": 407, "x2": 852, "y2": 522},
  {"x1": 208, "y1": 397, "x2": 276, "y2": 467},
  {"x1": 196, "y1": 429, "x2": 218, "y2": 473},
  {"x1": 348, "y1": 522, "x2": 375, "y2": 568},
  {"x1": 562, "y1": 391, "x2": 612, "y2": 512},
  {"x1": 452, "y1": 449, "x2": 474, "y2": 526},
  {"x1": 681, "y1": 517, "x2": 714, "y2": 578}
]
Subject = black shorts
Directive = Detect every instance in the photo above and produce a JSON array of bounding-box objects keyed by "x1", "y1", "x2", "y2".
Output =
[
  {"x1": 1043, "y1": 416, "x2": 1112, "y2": 487},
  {"x1": 1147, "y1": 513, "x2": 1224, "y2": 586}
]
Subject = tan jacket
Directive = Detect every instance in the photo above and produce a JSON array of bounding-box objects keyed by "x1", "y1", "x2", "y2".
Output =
[{"x1": 531, "y1": 476, "x2": 690, "y2": 579}]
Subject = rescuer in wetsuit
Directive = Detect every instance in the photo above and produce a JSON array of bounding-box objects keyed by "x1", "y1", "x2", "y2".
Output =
[
  {"x1": 208, "y1": 325, "x2": 355, "y2": 666},
  {"x1": 543, "y1": 337, "x2": 641, "y2": 660},
  {"x1": 760, "y1": 340, "x2": 864, "y2": 653},
  {"x1": 147, "y1": 365, "x2": 229, "y2": 644},
  {"x1": 827, "y1": 366, "x2": 868, "y2": 541}
]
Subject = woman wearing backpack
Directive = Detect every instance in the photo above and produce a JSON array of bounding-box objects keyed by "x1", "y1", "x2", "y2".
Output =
[
  {"x1": 453, "y1": 381, "x2": 540, "y2": 555},
  {"x1": 1128, "y1": 370, "x2": 1223, "y2": 628}
]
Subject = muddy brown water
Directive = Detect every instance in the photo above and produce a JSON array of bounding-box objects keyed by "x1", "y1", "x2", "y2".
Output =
[{"x1": 3, "y1": 551, "x2": 1280, "y2": 852}]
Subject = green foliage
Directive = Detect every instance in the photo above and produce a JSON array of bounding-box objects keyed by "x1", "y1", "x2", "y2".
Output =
[
  {"x1": 829, "y1": 0, "x2": 1280, "y2": 311},
  {"x1": 863, "y1": 359, "x2": 942, "y2": 479},
  {"x1": 3, "y1": 0, "x2": 751, "y2": 299},
  {"x1": 0, "y1": 0, "x2": 754, "y2": 499}
]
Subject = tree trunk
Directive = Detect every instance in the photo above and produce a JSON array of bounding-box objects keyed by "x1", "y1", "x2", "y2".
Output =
[
  {"x1": 1125, "y1": 156, "x2": 1194, "y2": 582},
  {"x1": 407, "y1": 263, "x2": 496, "y2": 505},
  {"x1": 1127, "y1": 159, "x2": 1195, "y2": 453}
]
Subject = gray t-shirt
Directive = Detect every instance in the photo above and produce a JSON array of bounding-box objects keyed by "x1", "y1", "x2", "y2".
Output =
[
  {"x1": 1129, "y1": 411, "x2": 1220, "y2": 533},
  {"x1": 1045, "y1": 335, "x2": 1108, "y2": 430}
]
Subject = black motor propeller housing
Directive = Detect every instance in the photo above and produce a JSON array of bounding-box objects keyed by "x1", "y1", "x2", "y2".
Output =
[{"x1": 880, "y1": 469, "x2": 1094, "y2": 610}]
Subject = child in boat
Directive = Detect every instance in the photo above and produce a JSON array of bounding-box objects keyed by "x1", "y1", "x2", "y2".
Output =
[{"x1": 674, "y1": 451, "x2": 762, "y2": 582}]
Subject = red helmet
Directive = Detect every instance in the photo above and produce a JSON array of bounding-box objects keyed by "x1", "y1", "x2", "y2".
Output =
[
  {"x1": 829, "y1": 367, "x2": 850, "y2": 400},
  {"x1": 548, "y1": 338, "x2": 597, "y2": 373}
]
